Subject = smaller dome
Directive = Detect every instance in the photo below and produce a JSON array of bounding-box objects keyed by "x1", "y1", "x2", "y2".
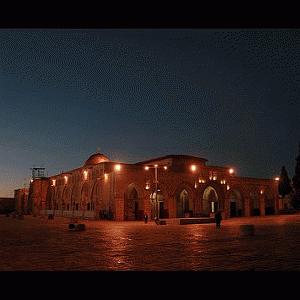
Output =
[{"x1": 84, "y1": 153, "x2": 110, "y2": 167}]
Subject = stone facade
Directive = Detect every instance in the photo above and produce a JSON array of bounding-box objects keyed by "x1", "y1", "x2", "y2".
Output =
[
  {"x1": 14, "y1": 189, "x2": 29, "y2": 214},
  {"x1": 28, "y1": 153, "x2": 281, "y2": 221}
]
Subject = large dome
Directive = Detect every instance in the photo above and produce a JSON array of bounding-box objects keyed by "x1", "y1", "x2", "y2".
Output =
[{"x1": 84, "y1": 153, "x2": 110, "y2": 167}]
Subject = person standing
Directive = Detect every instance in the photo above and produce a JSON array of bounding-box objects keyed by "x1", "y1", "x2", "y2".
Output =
[
  {"x1": 144, "y1": 214, "x2": 148, "y2": 224},
  {"x1": 215, "y1": 211, "x2": 222, "y2": 228}
]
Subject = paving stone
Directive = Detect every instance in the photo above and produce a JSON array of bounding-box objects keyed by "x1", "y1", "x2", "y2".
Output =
[{"x1": 1, "y1": 214, "x2": 300, "y2": 270}]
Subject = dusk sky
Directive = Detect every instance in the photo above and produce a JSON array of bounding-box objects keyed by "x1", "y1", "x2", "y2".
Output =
[{"x1": 0, "y1": 28, "x2": 299, "y2": 197}]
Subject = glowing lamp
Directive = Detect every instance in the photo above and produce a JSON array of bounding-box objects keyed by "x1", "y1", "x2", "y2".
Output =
[
  {"x1": 83, "y1": 170, "x2": 88, "y2": 180},
  {"x1": 191, "y1": 165, "x2": 196, "y2": 172},
  {"x1": 164, "y1": 166, "x2": 167, "y2": 170},
  {"x1": 229, "y1": 168, "x2": 234, "y2": 174},
  {"x1": 115, "y1": 164, "x2": 121, "y2": 171},
  {"x1": 275, "y1": 177, "x2": 280, "y2": 181},
  {"x1": 145, "y1": 166, "x2": 149, "y2": 171}
]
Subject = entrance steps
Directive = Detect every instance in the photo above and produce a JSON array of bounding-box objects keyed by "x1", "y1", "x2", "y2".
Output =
[{"x1": 159, "y1": 217, "x2": 215, "y2": 225}]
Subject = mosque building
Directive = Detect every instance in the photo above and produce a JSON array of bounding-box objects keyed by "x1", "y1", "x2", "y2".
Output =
[{"x1": 26, "y1": 151, "x2": 281, "y2": 221}]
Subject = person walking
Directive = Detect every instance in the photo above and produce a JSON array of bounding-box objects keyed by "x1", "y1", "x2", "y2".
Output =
[{"x1": 215, "y1": 211, "x2": 222, "y2": 228}]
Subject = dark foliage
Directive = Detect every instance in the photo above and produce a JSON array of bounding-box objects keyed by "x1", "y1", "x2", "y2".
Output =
[{"x1": 278, "y1": 166, "x2": 292, "y2": 198}]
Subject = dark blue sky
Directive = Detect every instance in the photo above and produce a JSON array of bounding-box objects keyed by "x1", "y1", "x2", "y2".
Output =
[{"x1": 0, "y1": 28, "x2": 299, "y2": 196}]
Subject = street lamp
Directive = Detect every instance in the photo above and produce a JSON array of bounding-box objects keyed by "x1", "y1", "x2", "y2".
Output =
[{"x1": 144, "y1": 164, "x2": 167, "y2": 222}]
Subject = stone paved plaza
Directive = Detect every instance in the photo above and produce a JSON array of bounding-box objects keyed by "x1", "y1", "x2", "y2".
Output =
[{"x1": 1, "y1": 214, "x2": 300, "y2": 270}]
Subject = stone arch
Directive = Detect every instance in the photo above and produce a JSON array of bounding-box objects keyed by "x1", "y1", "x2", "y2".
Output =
[
  {"x1": 249, "y1": 187, "x2": 260, "y2": 216},
  {"x1": 175, "y1": 182, "x2": 195, "y2": 218},
  {"x1": 91, "y1": 181, "x2": 100, "y2": 211},
  {"x1": 81, "y1": 182, "x2": 90, "y2": 210},
  {"x1": 200, "y1": 182, "x2": 225, "y2": 217},
  {"x1": 71, "y1": 184, "x2": 81, "y2": 211},
  {"x1": 228, "y1": 188, "x2": 244, "y2": 217},
  {"x1": 55, "y1": 187, "x2": 64, "y2": 210},
  {"x1": 62, "y1": 185, "x2": 72, "y2": 210},
  {"x1": 202, "y1": 186, "x2": 218, "y2": 217},
  {"x1": 123, "y1": 183, "x2": 144, "y2": 221}
]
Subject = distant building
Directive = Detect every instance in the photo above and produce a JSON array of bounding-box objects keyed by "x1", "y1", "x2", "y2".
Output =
[
  {"x1": 0, "y1": 197, "x2": 15, "y2": 214},
  {"x1": 14, "y1": 188, "x2": 29, "y2": 214},
  {"x1": 28, "y1": 152, "x2": 282, "y2": 221}
]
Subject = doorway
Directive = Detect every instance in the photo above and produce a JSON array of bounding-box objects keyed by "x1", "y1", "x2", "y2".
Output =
[
  {"x1": 202, "y1": 186, "x2": 218, "y2": 217},
  {"x1": 230, "y1": 202, "x2": 237, "y2": 217},
  {"x1": 124, "y1": 183, "x2": 143, "y2": 221},
  {"x1": 159, "y1": 201, "x2": 164, "y2": 219}
]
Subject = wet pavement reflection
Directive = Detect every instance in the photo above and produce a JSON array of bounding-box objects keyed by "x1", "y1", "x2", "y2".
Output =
[{"x1": 1, "y1": 214, "x2": 300, "y2": 270}]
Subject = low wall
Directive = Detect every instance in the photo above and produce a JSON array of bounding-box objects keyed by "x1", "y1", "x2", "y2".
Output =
[{"x1": 40, "y1": 210, "x2": 96, "y2": 220}]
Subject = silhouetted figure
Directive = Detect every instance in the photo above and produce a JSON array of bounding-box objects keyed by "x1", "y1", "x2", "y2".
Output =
[
  {"x1": 215, "y1": 211, "x2": 222, "y2": 228},
  {"x1": 144, "y1": 214, "x2": 148, "y2": 224}
]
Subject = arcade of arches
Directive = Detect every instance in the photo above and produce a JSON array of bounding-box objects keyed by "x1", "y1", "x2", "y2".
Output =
[{"x1": 28, "y1": 153, "x2": 281, "y2": 221}]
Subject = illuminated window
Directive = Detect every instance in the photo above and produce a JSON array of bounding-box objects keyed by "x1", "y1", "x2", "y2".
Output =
[
  {"x1": 64, "y1": 176, "x2": 68, "y2": 184},
  {"x1": 52, "y1": 179, "x2": 56, "y2": 186}
]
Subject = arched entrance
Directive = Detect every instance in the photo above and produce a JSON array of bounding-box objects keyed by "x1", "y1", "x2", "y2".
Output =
[
  {"x1": 202, "y1": 186, "x2": 218, "y2": 217},
  {"x1": 176, "y1": 189, "x2": 190, "y2": 218},
  {"x1": 150, "y1": 189, "x2": 164, "y2": 219},
  {"x1": 249, "y1": 188, "x2": 260, "y2": 216},
  {"x1": 229, "y1": 189, "x2": 243, "y2": 217},
  {"x1": 81, "y1": 182, "x2": 90, "y2": 211},
  {"x1": 71, "y1": 184, "x2": 81, "y2": 211},
  {"x1": 124, "y1": 183, "x2": 144, "y2": 221},
  {"x1": 62, "y1": 186, "x2": 71, "y2": 210}
]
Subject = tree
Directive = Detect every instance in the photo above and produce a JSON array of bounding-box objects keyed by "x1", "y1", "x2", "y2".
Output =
[
  {"x1": 278, "y1": 166, "x2": 292, "y2": 199},
  {"x1": 291, "y1": 142, "x2": 300, "y2": 210}
]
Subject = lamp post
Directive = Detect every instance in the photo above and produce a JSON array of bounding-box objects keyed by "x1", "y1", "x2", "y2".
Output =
[{"x1": 144, "y1": 164, "x2": 167, "y2": 222}]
